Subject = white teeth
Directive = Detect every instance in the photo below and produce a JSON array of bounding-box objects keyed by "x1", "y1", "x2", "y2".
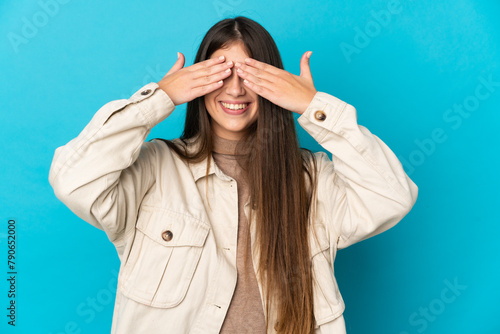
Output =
[{"x1": 221, "y1": 102, "x2": 249, "y2": 110}]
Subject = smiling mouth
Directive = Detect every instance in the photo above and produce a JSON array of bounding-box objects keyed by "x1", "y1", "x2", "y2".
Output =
[
  {"x1": 219, "y1": 101, "x2": 251, "y2": 115},
  {"x1": 220, "y1": 102, "x2": 250, "y2": 110}
]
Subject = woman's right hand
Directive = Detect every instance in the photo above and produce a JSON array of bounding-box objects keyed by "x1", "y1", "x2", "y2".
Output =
[{"x1": 157, "y1": 52, "x2": 234, "y2": 106}]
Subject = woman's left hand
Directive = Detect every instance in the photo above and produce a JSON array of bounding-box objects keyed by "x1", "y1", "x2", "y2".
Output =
[{"x1": 235, "y1": 51, "x2": 317, "y2": 115}]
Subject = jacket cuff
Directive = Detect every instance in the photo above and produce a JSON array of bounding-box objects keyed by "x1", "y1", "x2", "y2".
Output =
[
  {"x1": 297, "y1": 91, "x2": 348, "y2": 143},
  {"x1": 129, "y1": 82, "x2": 176, "y2": 129}
]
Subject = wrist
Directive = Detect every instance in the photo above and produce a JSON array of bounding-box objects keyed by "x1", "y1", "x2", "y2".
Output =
[{"x1": 298, "y1": 90, "x2": 317, "y2": 115}]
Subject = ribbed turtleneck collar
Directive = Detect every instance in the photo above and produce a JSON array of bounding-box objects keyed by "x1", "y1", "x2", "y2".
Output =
[{"x1": 212, "y1": 132, "x2": 248, "y2": 156}]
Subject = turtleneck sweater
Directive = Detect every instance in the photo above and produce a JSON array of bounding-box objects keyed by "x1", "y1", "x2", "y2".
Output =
[{"x1": 212, "y1": 133, "x2": 267, "y2": 333}]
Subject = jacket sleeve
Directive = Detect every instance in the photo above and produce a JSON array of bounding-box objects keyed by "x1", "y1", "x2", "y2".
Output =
[
  {"x1": 48, "y1": 82, "x2": 175, "y2": 247},
  {"x1": 297, "y1": 91, "x2": 418, "y2": 249}
]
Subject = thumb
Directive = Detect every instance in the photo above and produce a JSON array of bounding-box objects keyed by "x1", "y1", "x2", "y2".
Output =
[
  {"x1": 299, "y1": 51, "x2": 313, "y2": 80},
  {"x1": 166, "y1": 52, "x2": 185, "y2": 76}
]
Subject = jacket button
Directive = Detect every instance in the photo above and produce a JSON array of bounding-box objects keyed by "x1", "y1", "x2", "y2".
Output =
[
  {"x1": 141, "y1": 89, "x2": 152, "y2": 96},
  {"x1": 162, "y1": 230, "x2": 173, "y2": 242},
  {"x1": 314, "y1": 110, "x2": 326, "y2": 121}
]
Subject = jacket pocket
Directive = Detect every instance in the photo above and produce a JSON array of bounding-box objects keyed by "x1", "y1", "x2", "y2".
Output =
[
  {"x1": 309, "y1": 223, "x2": 345, "y2": 328},
  {"x1": 118, "y1": 205, "x2": 210, "y2": 308}
]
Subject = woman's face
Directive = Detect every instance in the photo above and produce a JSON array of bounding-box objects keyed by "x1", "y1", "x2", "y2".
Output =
[{"x1": 204, "y1": 41, "x2": 259, "y2": 141}]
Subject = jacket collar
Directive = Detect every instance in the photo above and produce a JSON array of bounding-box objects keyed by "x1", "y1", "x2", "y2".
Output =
[{"x1": 173, "y1": 136, "x2": 233, "y2": 183}]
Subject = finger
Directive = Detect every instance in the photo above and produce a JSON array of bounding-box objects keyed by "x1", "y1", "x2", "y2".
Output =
[
  {"x1": 242, "y1": 57, "x2": 281, "y2": 76},
  {"x1": 299, "y1": 51, "x2": 312, "y2": 79},
  {"x1": 189, "y1": 55, "x2": 227, "y2": 72},
  {"x1": 191, "y1": 79, "x2": 224, "y2": 97},
  {"x1": 192, "y1": 60, "x2": 233, "y2": 80},
  {"x1": 236, "y1": 62, "x2": 275, "y2": 83},
  {"x1": 242, "y1": 77, "x2": 273, "y2": 98},
  {"x1": 192, "y1": 66, "x2": 233, "y2": 88},
  {"x1": 166, "y1": 52, "x2": 185, "y2": 76},
  {"x1": 235, "y1": 66, "x2": 274, "y2": 91}
]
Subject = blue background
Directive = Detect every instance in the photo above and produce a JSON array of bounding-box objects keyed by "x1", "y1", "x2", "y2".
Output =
[{"x1": 1, "y1": 0, "x2": 499, "y2": 333}]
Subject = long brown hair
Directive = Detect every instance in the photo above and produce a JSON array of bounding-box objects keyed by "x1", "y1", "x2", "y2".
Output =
[{"x1": 158, "y1": 16, "x2": 320, "y2": 333}]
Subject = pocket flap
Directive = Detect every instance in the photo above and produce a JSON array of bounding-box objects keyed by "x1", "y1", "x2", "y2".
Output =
[{"x1": 137, "y1": 206, "x2": 209, "y2": 247}]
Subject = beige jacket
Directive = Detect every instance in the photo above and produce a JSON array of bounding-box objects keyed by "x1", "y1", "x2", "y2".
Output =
[{"x1": 49, "y1": 82, "x2": 418, "y2": 333}]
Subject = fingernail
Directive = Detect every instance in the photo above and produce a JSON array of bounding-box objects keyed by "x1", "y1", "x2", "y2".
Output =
[
  {"x1": 219, "y1": 55, "x2": 225, "y2": 60},
  {"x1": 227, "y1": 60, "x2": 233, "y2": 66},
  {"x1": 177, "y1": 52, "x2": 180, "y2": 59},
  {"x1": 235, "y1": 62, "x2": 241, "y2": 67},
  {"x1": 307, "y1": 51, "x2": 312, "y2": 58},
  {"x1": 244, "y1": 58, "x2": 251, "y2": 63}
]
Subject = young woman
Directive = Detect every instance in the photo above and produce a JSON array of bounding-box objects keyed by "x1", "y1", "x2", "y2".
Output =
[{"x1": 49, "y1": 16, "x2": 418, "y2": 334}]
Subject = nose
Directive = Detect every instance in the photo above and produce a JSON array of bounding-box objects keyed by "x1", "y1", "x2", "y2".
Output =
[{"x1": 224, "y1": 66, "x2": 245, "y2": 96}]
